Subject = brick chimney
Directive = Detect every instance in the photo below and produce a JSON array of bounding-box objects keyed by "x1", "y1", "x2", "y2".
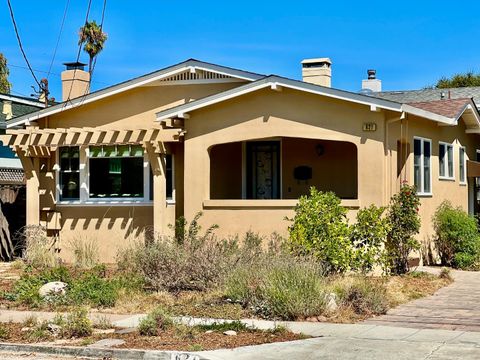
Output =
[
  {"x1": 61, "y1": 62, "x2": 90, "y2": 101},
  {"x1": 301, "y1": 58, "x2": 332, "y2": 87}
]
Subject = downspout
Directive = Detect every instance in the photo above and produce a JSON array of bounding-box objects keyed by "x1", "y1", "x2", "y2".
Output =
[{"x1": 384, "y1": 111, "x2": 406, "y2": 205}]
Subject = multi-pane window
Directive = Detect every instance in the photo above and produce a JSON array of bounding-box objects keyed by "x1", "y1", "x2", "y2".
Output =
[
  {"x1": 59, "y1": 147, "x2": 80, "y2": 200},
  {"x1": 414, "y1": 137, "x2": 431, "y2": 194},
  {"x1": 459, "y1": 147, "x2": 466, "y2": 184},
  {"x1": 439, "y1": 142, "x2": 454, "y2": 179},
  {"x1": 89, "y1": 145, "x2": 144, "y2": 198}
]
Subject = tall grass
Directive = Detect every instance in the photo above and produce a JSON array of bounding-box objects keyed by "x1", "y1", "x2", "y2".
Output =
[
  {"x1": 21, "y1": 225, "x2": 56, "y2": 269},
  {"x1": 68, "y1": 236, "x2": 99, "y2": 269}
]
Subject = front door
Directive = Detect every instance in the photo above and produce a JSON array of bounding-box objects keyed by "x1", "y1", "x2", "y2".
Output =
[{"x1": 246, "y1": 141, "x2": 280, "y2": 199}]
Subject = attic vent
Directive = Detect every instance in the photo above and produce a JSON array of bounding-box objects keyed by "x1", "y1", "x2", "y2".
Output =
[{"x1": 160, "y1": 69, "x2": 232, "y2": 82}]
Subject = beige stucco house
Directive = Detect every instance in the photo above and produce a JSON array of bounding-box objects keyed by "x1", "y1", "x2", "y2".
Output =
[{"x1": 2, "y1": 59, "x2": 480, "y2": 262}]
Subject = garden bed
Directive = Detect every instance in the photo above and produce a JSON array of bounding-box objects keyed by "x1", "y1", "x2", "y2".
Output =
[{"x1": 0, "y1": 321, "x2": 303, "y2": 352}]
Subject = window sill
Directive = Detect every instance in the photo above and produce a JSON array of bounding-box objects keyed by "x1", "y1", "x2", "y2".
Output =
[
  {"x1": 203, "y1": 199, "x2": 360, "y2": 209},
  {"x1": 417, "y1": 192, "x2": 433, "y2": 198},
  {"x1": 459, "y1": 182, "x2": 467, "y2": 186},
  {"x1": 438, "y1": 177, "x2": 455, "y2": 181},
  {"x1": 56, "y1": 200, "x2": 154, "y2": 207}
]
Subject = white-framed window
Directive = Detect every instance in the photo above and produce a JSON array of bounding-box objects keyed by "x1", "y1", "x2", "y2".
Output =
[
  {"x1": 439, "y1": 142, "x2": 454, "y2": 180},
  {"x1": 55, "y1": 144, "x2": 165, "y2": 205},
  {"x1": 414, "y1": 137, "x2": 432, "y2": 195},
  {"x1": 459, "y1": 146, "x2": 467, "y2": 184}
]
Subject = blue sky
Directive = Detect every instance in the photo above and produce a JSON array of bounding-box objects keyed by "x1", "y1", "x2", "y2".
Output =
[{"x1": 2, "y1": 0, "x2": 480, "y2": 100}]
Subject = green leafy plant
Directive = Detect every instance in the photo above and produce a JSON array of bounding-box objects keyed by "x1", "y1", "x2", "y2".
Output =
[
  {"x1": 138, "y1": 307, "x2": 174, "y2": 336},
  {"x1": 350, "y1": 205, "x2": 390, "y2": 273},
  {"x1": 287, "y1": 188, "x2": 353, "y2": 274},
  {"x1": 385, "y1": 183, "x2": 421, "y2": 274},
  {"x1": 60, "y1": 307, "x2": 93, "y2": 338},
  {"x1": 69, "y1": 272, "x2": 118, "y2": 308},
  {"x1": 433, "y1": 201, "x2": 480, "y2": 269},
  {"x1": 196, "y1": 320, "x2": 249, "y2": 332},
  {"x1": 337, "y1": 277, "x2": 389, "y2": 316}
]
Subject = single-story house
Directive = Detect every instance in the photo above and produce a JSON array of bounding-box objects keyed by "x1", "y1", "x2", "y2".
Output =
[{"x1": 2, "y1": 58, "x2": 480, "y2": 262}]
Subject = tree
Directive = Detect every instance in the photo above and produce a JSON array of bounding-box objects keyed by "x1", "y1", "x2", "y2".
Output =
[
  {"x1": 78, "y1": 20, "x2": 108, "y2": 75},
  {"x1": 0, "y1": 53, "x2": 11, "y2": 93},
  {"x1": 435, "y1": 72, "x2": 480, "y2": 88}
]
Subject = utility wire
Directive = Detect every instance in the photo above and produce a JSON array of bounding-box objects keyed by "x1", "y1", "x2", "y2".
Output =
[
  {"x1": 47, "y1": 0, "x2": 71, "y2": 79},
  {"x1": 6, "y1": 0, "x2": 41, "y2": 88},
  {"x1": 63, "y1": 0, "x2": 93, "y2": 106}
]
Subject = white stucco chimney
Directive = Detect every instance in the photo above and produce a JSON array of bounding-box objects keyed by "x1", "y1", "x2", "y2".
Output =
[
  {"x1": 61, "y1": 62, "x2": 90, "y2": 102},
  {"x1": 301, "y1": 58, "x2": 332, "y2": 87},
  {"x1": 2, "y1": 100, "x2": 13, "y2": 120},
  {"x1": 361, "y1": 69, "x2": 382, "y2": 92}
]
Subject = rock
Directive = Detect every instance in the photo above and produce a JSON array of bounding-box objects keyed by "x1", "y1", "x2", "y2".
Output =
[
  {"x1": 306, "y1": 316, "x2": 319, "y2": 322},
  {"x1": 39, "y1": 282, "x2": 67, "y2": 298},
  {"x1": 325, "y1": 293, "x2": 338, "y2": 312},
  {"x1": 88, "y1": 338, "x2": 126, "y2": 348},
  {"x1": 316, "y1": 315, "x2": 328, "y2": 322},
  {"x1": 47, "y1": 323, "x2": 62, "y2": 336},
  {"x1": 114, "y1": 327, "x2": 136, "y2": 335},
  {"x1": 205, "y1": 330, "x2": 214, "y2": 334},
  {"x1": 93, "y1": 328, "x2": 115, "y2": 335},
  {"x1": 223, "y1": 330, "x2": 237, "y2": 336},
  {"x1": 20, "y1": 327, "x2": 31, "y2": 332}
]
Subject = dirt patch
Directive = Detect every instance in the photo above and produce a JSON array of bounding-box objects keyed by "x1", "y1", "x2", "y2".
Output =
[{"x1": 0, "y1": 323, "x2": 304, "y2": 352}]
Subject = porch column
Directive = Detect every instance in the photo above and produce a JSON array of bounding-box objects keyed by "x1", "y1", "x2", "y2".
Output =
[
  {"x1": 18, "y1": 153, "x2": 40, "y2": 226},
  {"x1": 145, "y1": 143, "x2": 167, "y2": 236}
]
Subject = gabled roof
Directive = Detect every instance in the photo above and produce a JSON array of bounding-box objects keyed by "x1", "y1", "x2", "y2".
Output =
[
  {"x1": 371, "y1": 86, "x2": 480, "y2": 105},
  {"x1": 6, "y1": 59, "x2": 264, "y2": 129},
  {"x1": 0, "y1": 93, "x2": 44, "y2": 130},
  {"x1": 156, "y1": 75, "x2": 472, "y2": 126},
  {"x1": 407, "y1": 98, "x2": 473, "y2": 119},
  {"x1": 156, "y1": 75, "x2": 405, "y2": 121}
]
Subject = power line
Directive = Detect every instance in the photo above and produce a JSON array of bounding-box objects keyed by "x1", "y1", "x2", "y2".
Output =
[
  {"x1": 47, "y1": 0, "x2": 71, "y2": 79},
  {"x1": 6, "y1": 0, "x2": 41, "y2": 88},
  {"x1": 63, "y1": 0, "x2": 93, "y2": 105}
]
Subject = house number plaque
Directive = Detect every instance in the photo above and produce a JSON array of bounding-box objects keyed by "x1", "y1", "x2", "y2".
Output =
[{"x1": 363, "y1": 122, "x2": 377, "y2": 132}]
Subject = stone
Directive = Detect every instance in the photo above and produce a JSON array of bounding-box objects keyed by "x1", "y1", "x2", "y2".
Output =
[
  {"x1": 20, "y1": 327, "x2": 31, "y2": 332},
  {"x1": 325, "y1": 292, "x2": 338, "y2": 312},
  {"x1": 93, "y1": 328, "x2": 115, "y2": 335},
  {"x1": 47, "y1": 323, "x2": 62, "y2": 336},
  {"x1": 205, "y1": 330, "x2": 214, "y2": 334},
  {"x1": 306, "y1": 317, "x2": 319, "y2": 322},
  {"x1": 88, "y1": 338, "x2": 126, "y2": 348},
  {"x1": 114, "y1": 327, "x2": 136, "y2": 335},
  {"x1": 223, "y1": 330, "x2": 237, "y2": 336},
  {"x1": 38, "y1": 282, "x2": 67, "y2": 298}
]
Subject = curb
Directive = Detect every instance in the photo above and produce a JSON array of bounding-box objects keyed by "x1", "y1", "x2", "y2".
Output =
[{"x1": 0, "y1": 342, "x2": 206, "y2": 360}]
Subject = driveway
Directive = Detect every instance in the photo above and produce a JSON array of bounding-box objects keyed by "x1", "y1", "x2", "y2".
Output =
[{"x1": 364, "y1": 268, "x2": 480, "y2": 331}]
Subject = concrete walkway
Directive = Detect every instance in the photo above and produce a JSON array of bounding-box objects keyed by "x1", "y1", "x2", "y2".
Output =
[{"x1": 364, "y1": 267, "x2": 480, "y2": 332}]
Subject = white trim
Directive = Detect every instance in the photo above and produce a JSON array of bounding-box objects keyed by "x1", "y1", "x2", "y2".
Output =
[
  {"x1": 413, "y1": 136, "x2": 433, "y2": 196},
  {"x1": 6, "y1": 60, "x2": 263, "y2": 128},
  {"x1": 154, "y1": 78, "x2": 246, "y2": 86},
  {"x1": 57, "y1": 201, "x2": 153, "y2": 207},
  {"x1": 0, "y1": 94, "x2": 44, "y2": 107},
  {"x1": 459, "y1": 146, "x2": 467, "y2": 185},
  {"x1": 438, "y1": 141, "x2": 455, "y2": 180},
  {"x1": 156, "y1": 77, "x2": 404, "y2": 122}
]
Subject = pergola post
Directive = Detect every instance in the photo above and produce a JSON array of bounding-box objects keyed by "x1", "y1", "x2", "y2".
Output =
[{"x1": 17, "y1": 151, "x2": 40, "y2": 226}]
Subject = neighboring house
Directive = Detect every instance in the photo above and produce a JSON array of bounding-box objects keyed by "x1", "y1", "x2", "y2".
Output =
[
  {"x1": 2, "y1": 59, "x2": 480, "y2": 262},
  {"x1": 0, "y1": 93, "x2": 44, "y2": 259}
]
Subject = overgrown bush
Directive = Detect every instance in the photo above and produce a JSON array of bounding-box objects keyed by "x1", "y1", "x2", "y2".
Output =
[
  {"x1": 385, "y1": 183, "x2": 421, "y2": 274},
  {"x1": 138, "y1": 307, "x2": 174, "y2": 336},
  {"x1": 21, "y1": 226, "x2": 56, "y2": 269},
  {"x1": 225, "y1": 256, "x2": 327, "y2": 320},
  {"x1": 335, "y1": 277, "x2": 389, "y2": 316},
  {"x1": 287, "y1": 188, "x2": 353, "y2": 274},
  {"x1": 58, "y1": 307, "x2": 93, "y2": 338},
  {"x1": 68, "y1": 236, "x2": 99, "y2": 269},
  {"x1": 69, "y1": 271, "x2": 118, "y2": 307},
  {"x1": 350, "y1": 205, "x2": 390, "y2": 273},
  {"x1": 433, "y1": 201, "x2": 480, "y2": 269},
  {"x1": 117, "y1": 212, "x2": 251, "y2": 292}
]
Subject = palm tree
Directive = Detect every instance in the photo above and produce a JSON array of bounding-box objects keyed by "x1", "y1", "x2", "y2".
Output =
[{"x1": 78, "y1": 20, "x2": 107, "y2": 75}]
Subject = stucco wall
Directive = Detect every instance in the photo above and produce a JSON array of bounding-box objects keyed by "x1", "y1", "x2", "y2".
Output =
[{"x1": 183, "y1": 87, "x2": 386, "y2": 238}]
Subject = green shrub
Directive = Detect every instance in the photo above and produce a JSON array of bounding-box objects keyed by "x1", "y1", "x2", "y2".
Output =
[
  {"x1": 337, "y1": 278, "x2": 389, "y2": 316},
  {"x1": 196, "y1": 320, "x2": 249, "y2": 332},
  {"x1": 69, "y1": 272, "x2": 118, "y2": 308},
  {"x1": 287, "y1": 188, "x2": 353, "y2": 274},
  {"x1": 138, "y1": 307, "x2": 174, "y2": 336},
  {"x1": 60, "y1": 307, "x2": 93, "y2": 338},
  {"x1": 0, "y1": 324, "x2": 9, "y2": 340},
  {"x1": 225, "y1": 256, "x2": 327, "y2": 320},
  {"x1": 350, "y1": 205, "x2": 390, "y2": 273},
  {"x1": 385, "y1": 184, "x2": 421, "y2": 274},
  {"x1": 433, "y1": 201, "x2": 480, "y2": 269}
]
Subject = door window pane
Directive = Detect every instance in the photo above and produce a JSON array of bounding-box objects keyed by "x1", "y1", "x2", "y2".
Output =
[
  {"x1": 439, "y1": 144, "x2": 445, "y2": 177},
  {"x1": 414, "y1": 139, "x2": 421, "y2": 192},
  {"x1": 246, "y1": 141, "x2": 280, "y2": 199},
  {"x1": 414, "y1": 138, "x2": 431, "y2": 194},
  {"x1": 460, "y1": 147, "x2": 466, "y2": 183},
  {"x1": 423, "y1": 140, "x2": 431, "y2": 193}
]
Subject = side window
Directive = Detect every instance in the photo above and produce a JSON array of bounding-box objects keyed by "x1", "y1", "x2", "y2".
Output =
[
  {"x1": 166, "y1": 154, "x2": 174, "y2": 200},
  {"x1": 59, "y1": 146, "x2": 80, "y2": 200},
  {"x1": 414, "y1": 137, "x2": 431, "y2": 195},
  {"x1": 439, "y1": 142, "x2": 454, "y2": 179},
  {"x1": 459, "y1": 147, "x2": 466, "y2": 184}
]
